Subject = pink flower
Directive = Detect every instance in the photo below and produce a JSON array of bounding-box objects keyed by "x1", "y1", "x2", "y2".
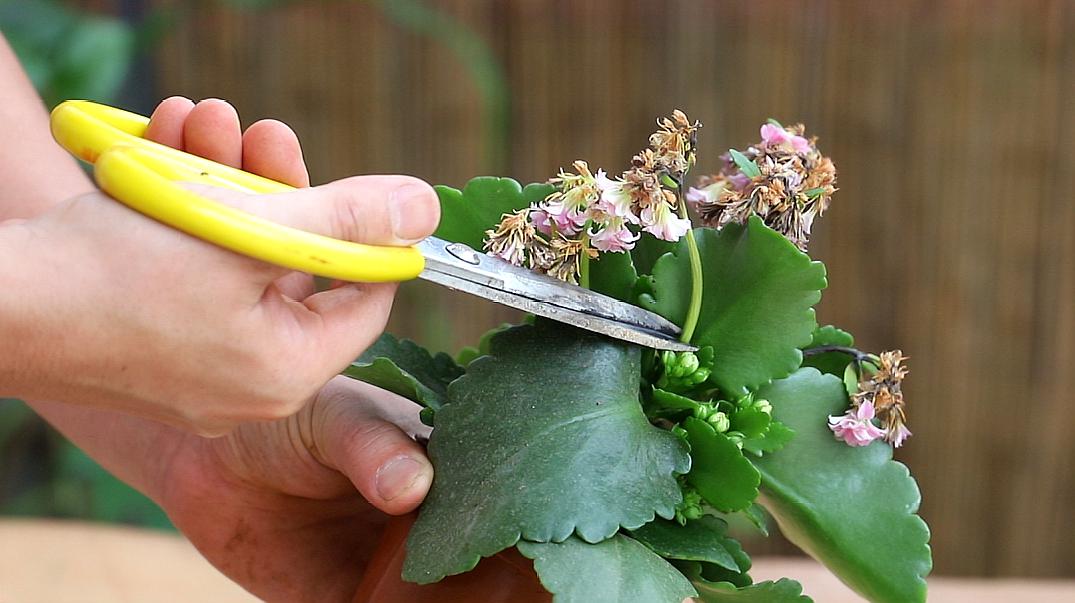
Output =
[
  {"x1": 531, "y1": 200, "x2": 587, "y2": 236},
  {"x1": 590, "y1": 219, "x2": 639, "y2": 253},
  {"x1": 888, "y1": 424, "x2": 913, "y2": 448},
  {"x1": 686, "y1": 183, "x2": 722, "y2": 207},
  {"x1": 594, "y1": 170, "x2": 640, "y2": 224},
  {"x1": 828, "y1": 401, "x2": 886, "y2": 447},
  {"x1": 760, "y1": 123, "x2": 811, "y2": 154},
  {"x1": 640, "y1": 201, "x2": 691, "y2": 242},
  {"x1": 726, "y1": 172, "x2": 753, "y2": 191}
]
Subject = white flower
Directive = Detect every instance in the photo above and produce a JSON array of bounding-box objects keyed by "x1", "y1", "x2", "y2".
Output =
[{"x1": 640, "y1": 200, "x2": 691, "y2": 242}]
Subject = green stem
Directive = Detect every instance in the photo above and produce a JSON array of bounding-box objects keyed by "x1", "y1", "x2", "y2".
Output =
[
  {"x1": 579, "y1": 225, "x2": 592, "y2": 288},
  {"x1": 677, "y1": 185, "x2": 703, "y2": 343}
]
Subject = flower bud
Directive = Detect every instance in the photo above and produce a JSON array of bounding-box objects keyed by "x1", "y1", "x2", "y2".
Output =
[
  {"x1": 707, "y1": 411, "x2": 730, "y2": 433},
  {"x1": 755, "y1": 399, "x2": 772, "y2": 415}
]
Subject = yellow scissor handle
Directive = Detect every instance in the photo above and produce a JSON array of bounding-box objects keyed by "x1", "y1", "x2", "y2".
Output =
[{"x1": 49, "y1": 100, "x2": 424, "y2": 282}]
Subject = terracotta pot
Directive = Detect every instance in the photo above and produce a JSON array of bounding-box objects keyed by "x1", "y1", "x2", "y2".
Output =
[{"x1": 352, "y1": 514, "x2": 552, "y2": 603}]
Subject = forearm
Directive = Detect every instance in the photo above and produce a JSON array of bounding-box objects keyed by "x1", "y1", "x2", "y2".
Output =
[{"x1": 0, "y1": 34, "x2": 94, "y2": 220}]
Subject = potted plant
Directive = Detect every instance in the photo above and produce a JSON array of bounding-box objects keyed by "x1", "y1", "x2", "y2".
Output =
[{"x1": 345, "y1": 112, "x2": 931, "y2": 602}]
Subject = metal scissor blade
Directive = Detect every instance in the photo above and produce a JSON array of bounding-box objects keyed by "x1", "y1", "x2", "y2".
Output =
[{"x1": 416, "y1": 237, "x2": 696, "y2": 352}]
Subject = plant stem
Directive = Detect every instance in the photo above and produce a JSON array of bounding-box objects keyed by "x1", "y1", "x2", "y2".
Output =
[
  {"x1": 579, "y1": 224, "x2": 592, "y2": 288},
  {"x1": 677, "y1": 184, "x2": 703, "y2": 343},
  {"x1": 801, "y1": 345, "x2": 871, "y2": 362}
]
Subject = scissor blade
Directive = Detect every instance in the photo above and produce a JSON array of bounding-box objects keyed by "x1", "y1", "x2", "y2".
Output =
[{"x1": 416, "y1": 237, "x2": 697, "y2": 352}]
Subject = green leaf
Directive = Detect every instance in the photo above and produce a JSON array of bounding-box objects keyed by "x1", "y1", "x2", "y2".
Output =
[
  {"x1": 647, "y1": 388, "x2": 703, "y2": 413},
  {"x1": 741, "y1": 421, "x2": 795, "y2": 457},
  {"x1": 641, "y1": 220, "x2": 826, "y2": 397},
  {"x1": 842, "y1": 363, "x2": 860, "y2": 397},
  {"x1": 728, "y1": 149, "x2": 761, "y2": 178},
  {"x1": 766, "y1": 118, "x2": 785, "y2": 128},
  {"x1": 589, "y1": 250, "x2": 638, "y2": 302},
  {"x1": 342, "y1": 333, "x2": 463, "y2": 409},
  {"x1": 692, "y1": 578, "x2": 812, "y2": 602},
  {"x1": 800, "y1": 325, "x2": 855, "y2": 377},
  {"x1": 630, "y1": 236, "x2": 676, "y2": 278},
  {"x1": 730, "y1": 407, "x2": 770, "y2": 439},
  {"x1": 675, "y1": 559, "x2": 751, "y2": 589},
  {"x1": 739, "y1": 503, "x2": 770, "y2": 536},
  {"x1": 433, "y1": 177, "x2": 554, "y2": 250},
  {"x1": 403, "y1": 320, "x2": 690, "y2": 583},
  {"x1": 455, "y1": 345, "x2": 480, "y2": 367},
  {"x1": 518, "y1": 534, "x2": 698, "y2": 603},
  {"x1": 629, "y1": 516, "x2": 745, "y2": 572},
  {"x1": 683, "y1": 417, "x2": 760, "y2": 513},
  {"x1": 753, "y1": 369, "x2": 931, "y2": 603}
]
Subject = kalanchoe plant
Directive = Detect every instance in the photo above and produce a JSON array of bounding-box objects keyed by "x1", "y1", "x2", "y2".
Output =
[{"x1": 343, "y1": 113, "x2": 932, "y2": 602}]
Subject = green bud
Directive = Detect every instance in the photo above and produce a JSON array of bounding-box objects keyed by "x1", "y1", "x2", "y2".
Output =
[
  {"x1": 755, "y1": 399, "x2": 772, "y2": 415},
  {"x1": 726, "y1": 431, "x2": 745, "y2": 449},
  {"x1": 419, "y1": 407, "x2": 436, "y2": 427},
  {"x1": 707, "y1": 411, "x2": 730, "y2": 433},
  {"x1": 689, "y1": 367, "x2": 711, "y2": 385},
  {"x1": 692, "y1": 403, "x2": 714, "y2": 421},
  {"x1": 680, "y1": 353, "x2": 700, "y2": 374}
]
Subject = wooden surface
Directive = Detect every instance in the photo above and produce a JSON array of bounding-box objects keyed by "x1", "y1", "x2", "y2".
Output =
[
  {"x1": 2, "y1": 520, "x2": 1075, "y2": 603},
  {"x1": 139, "y1": 0, "x2": 1075, "y2": 579}
]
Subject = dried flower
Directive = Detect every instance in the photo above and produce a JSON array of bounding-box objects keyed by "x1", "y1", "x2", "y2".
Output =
[
  {"x1": 828, "y1": 400, "x2": 887, "y2": 447},
  {"x1": 853, "y1": 350, "x2": 912, "y2": 447},
  {"x1": 689, "y1": 121, "x2": 836, "y2": 251},
  {"x1": 483, "y1": 209, "x2": 536, "y2": 266},
  {"x1": 541, "y1": 236, "x2": 597, "y2": 284},
  {"x1": 649, "y1": 109, "x2": 700, "y2": 176},
  {"x1": 482, "y1": 110, "x2": 701, "y2": 283}
]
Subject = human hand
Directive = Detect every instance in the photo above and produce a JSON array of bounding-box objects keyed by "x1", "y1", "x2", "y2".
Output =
[
  {"x1": 154, "y1": 375, "x2": 431, "y2": 603},
  {"x1": 0, "y1": 97, "x2": 439, "y2": 435}
]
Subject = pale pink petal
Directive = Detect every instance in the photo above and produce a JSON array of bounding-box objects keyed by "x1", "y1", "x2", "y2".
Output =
[
  {"x1": 760, "y1": 123, "x2": 790, "y2": 146},
  {"x1": 790, "y1": 135, "x2": 812, "y2": 154},
  {"x1": 590, "y1": 221, "x2": 640, "y2": 253}
]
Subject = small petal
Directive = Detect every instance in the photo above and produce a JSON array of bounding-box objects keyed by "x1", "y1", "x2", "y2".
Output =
[
  {"x1": 760, "y1": 123, "x2": 790, "y2": 146},
  {"x1": 590, "y1": 220, "x2": 640, "y2": 253},
  {"x1": 641, "y1": 202, "x2": 692, "y2": 242},
  {"x1": 828, "y1": 402, "x2": 886, "y2": 447}
]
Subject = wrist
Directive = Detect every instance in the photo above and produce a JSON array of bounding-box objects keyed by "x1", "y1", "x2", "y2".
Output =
[{"x1": 0, "y1": 221, "x2": 45, "y2": 398}]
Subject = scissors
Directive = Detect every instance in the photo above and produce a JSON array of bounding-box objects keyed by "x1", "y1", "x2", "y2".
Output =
[{"x1": 50, "y1": 100, "x2": 694, "y2": 352}]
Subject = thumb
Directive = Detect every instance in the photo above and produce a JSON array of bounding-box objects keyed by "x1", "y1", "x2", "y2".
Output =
[
  {"x1": 262, "y1": 175, "x2": 440, "y2": 248},
  {"x1": 312, "y1": 378, "x2": 433, "y2": 515},
  {"x1": 183, "y1": 175, "x2": 440, "y2": 282}
]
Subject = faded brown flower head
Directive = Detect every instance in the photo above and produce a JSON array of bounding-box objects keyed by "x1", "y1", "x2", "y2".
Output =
[
  {"x1": 483, "y1": 209, "x2": 536, "y2": 267},
  {"x1": 481, "y1": 110, "x2": 697, "y2": 284},
  {"x1": 542, "y1": 236, "x2": 598, "y2": 285},
  {"x1": 689, "y1": 122, "x2": 837, "y2": 251},
  {"x1": 852, "y1": 350, "x2": 912, "y2": 447},
  {"x1": 649, "y1": 109, "x2": 700, "y2": 177}
]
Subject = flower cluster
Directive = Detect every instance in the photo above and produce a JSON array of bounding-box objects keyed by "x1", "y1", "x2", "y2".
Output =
[
  {"x1": 829, "y1": 350, "x2": 912, "y2": 447},
  {"x1": 686, "y1": 121, "x2": 837, "y2": 251},
  {"x1": 483, "y1": 111, "x2": 699, "y2": 283}
]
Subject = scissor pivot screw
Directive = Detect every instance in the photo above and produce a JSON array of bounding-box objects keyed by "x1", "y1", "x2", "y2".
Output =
[{"x1": 446, "y1": 242, "x2": 482, "y2": 265}]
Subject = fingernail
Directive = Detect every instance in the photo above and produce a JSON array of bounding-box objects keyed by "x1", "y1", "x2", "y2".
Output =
[
  {"x1": 375, "y1": 456, "x2": 425, "y2": 501},
  {"x1": 390, "y1": 182, "x2": 436, "y2": 241}
]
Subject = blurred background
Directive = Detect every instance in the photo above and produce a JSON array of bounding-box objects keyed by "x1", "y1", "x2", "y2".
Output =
[{"x1": 1, "y1": 0, "x2": 1073, "y2": 581}]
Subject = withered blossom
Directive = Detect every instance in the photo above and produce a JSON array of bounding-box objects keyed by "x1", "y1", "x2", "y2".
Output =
[
  {"x1": 649, "y1": 109, "x2": 700, "y2": 177},
  {"x1": 542, "y1": 236, "x2": 597, "y2": 284},
  {"x1": 483, "y1": 209, "x2": 536, "y2": 267},
  {"x1": 852, "y1": 350, "x2": 912, "y2": 447},
  {"x1": 687, "y1": 122, "x2": 837, "y2": 251},
  {"x1": 482, "y1": 110, "x2": 699, "y2": 283}
]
